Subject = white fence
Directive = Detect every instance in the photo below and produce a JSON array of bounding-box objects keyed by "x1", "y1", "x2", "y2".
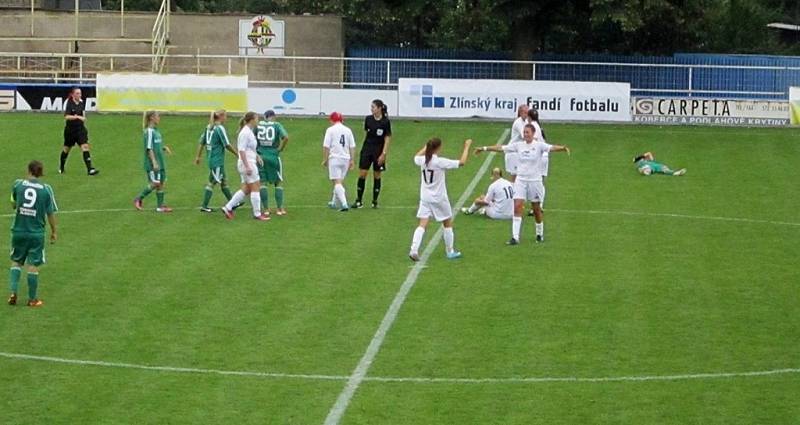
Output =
[{"x1": 2, "y1": 52, "x2": 800, "y2": 100}]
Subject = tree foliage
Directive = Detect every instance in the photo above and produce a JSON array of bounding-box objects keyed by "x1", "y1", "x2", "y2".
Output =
[{"x1": 105, "y1": 0, "x2": 800, "y2": 55}]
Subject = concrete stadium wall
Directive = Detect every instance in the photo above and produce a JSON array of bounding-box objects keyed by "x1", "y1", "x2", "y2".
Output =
[{"x1": 0, "y1": 10, "x2": 344, "y2": 57}]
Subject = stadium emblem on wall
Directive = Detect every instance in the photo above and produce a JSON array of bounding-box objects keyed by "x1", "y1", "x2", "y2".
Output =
[{"x1": 248, "y1": 16, "x2": 277, "y2": 54}]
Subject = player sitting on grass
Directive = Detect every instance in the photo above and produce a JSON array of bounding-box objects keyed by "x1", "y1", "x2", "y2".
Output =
[
  {"x1": 461, "y1": 167, "x2": 514, "y2": 220},
  {"x1": 634, "y1": 152, "x2": 686, "y2": 176}
]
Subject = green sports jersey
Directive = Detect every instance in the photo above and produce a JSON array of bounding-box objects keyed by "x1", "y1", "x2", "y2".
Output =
[
  {"x1": 10, "y1": 178, "x2": 57, "y2": 234},
  {"x1": 636, "y1": 159, "x2": 667, "y2": 173},
  {"x1": 199, "y1": 124, "x2": 231, "y2": 169},
  {"x1": 143, "y1": 127, "x2": 166, "y2": 172},
  {"x1": 255, "y1": 120, "x2": 288, "y2": 156}
]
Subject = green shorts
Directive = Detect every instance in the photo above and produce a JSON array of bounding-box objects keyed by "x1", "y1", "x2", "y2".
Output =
[
  {"x1": 10, "y1": 232, "x2": 46, "y2": 266},
  {"x1": 208, "y1": 166, "x2": 227, "y2": 184},
  {"x1": 147, "y1": 169, "x2": 166, "y2": 184},
  {"x1": 259, "y1": 155, "x2": 283, "y2": 184}
]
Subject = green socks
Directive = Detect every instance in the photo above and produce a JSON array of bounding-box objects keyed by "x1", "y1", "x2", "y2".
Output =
[
  {"x1": 9, "y1": 267, "x2": 21, "y2": 294},
  {"x1": 260, "y1": 186, "x2": 269, "y2": 209},
  {"x1": 221, "y1": 185, "x2": 232, "y2": 201},
  {"x1": 202, "y1": 186, "x2": 213, "y2": 208},
  {"x1": 156, "y1": 191, "x2": 165, "y2": 207},
  {"x1": 137, "y1": 186, "x2": 154, "y2": 200},
  {"x1": 275, "y1": 187, "x2": 284, "y2": 208},
  {"x1": 27, "y1": 272, "x2": 38, "y2": 300}
]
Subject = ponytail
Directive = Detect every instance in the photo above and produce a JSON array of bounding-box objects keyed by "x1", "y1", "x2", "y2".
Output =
[
  {"x1": 424, "y1": 137, "x2": 442, "y2": 166},
  {"x1": 143, "y1": 110, "x2": 157, "y2": 129},
  {"x1": 372, "y1": 99, "x2": 388, "y2": 118},
  {"x1": 209, "y1": 109, "x2": 226, "y2": 127},
  {"x1": 239, "y1": 111, "x2": 257, "y2": 129}
]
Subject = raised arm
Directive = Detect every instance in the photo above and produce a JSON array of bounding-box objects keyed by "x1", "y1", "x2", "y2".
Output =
[
  {"x1": 415, "y1": 145, "x2": 427, "y2": 157},
  {"x1": 458, "y1": 139, "x2": 473, "y2": 166},
  {"x1": 549, "y1": 144, "x2": 571, "y2": 156}
]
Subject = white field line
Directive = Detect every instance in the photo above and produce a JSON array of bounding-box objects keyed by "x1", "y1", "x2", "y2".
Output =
[
  {"x1": 2, "y1": 206, "x2": 796, "y2": 228},
  {"x1": 322, "y1": 129, "x2": 510, "y2": 425},
  {"x1": 1, "y1": 351, "x2": 797, "y2": 385}
]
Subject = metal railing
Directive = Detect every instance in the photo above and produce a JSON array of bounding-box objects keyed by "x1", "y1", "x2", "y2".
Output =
[
  {"x1": 150, "y1": 0, "x2": 170, "y2": 73},
  {"x1": 1, "y1": 52, "x2": 800, "y2": 99}
]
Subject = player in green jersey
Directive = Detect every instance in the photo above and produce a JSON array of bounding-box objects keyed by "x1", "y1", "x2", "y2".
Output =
[
  {"x1": 195, "y1": 110, "x2": 238, "y2": 212},
  {"x1": 633, "y1": 152, "x2": 686, "y2": 176},
  {"x1": 255, "y1": 110, "x2": 289, "y2": 216},
  {"x1": 8, "y1": 160, "x2": 57, "y2": 307},
  {"x1": 134, "y1": 111, "x2": 174, "y2": 212}
]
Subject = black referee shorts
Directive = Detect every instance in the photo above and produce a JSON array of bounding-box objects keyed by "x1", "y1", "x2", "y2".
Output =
[
  {"x1": 359, "y1": 145, "x2": 386, "y2": 172},
  {"x1": 63, "y1": 127, "x2": 89, "y2": 147}
]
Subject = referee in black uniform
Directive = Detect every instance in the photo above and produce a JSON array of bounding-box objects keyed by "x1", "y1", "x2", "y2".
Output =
[
  {"x1": 60, "y1": 87, "x2": 99, "y2": 175},
  {"x1": 354, "y1": 99, "x2": 391, "y2": 208}
]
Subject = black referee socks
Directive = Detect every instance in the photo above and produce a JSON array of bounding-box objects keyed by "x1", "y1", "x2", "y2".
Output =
[
  {"x1": 373, "y1": 178, "x2": 381, "y2": 202},
  {"x1": 82, "y1": 150, "x2": 93, "y2": 171},
  {"x1": 356, "y1": 177, "x2": 366, "y2": 202}
]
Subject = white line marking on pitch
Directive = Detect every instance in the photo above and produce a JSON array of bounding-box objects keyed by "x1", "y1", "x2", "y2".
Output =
[
  {"x1": 1, "y1": 205, "x2": 797, "y2": 228},
  {"x1": 322, "y1": 129, "x2": 510, "y2": 425},
  {"x1": 1, "y1": 351, "x2": 797, "y2": 385}
]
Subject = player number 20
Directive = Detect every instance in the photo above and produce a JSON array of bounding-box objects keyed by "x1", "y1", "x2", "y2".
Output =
[{"x1": 257, "y1": 126, "x2": 276, "y2": 144}]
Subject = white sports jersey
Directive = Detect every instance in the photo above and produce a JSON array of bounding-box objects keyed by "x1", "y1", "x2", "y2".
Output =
[
  {"x1": 531, "y1": 121, "x2": 544, "y2": 142},
  {"x1": 510, "y1": 117, "x2": 526, "y2": 144},
  {"x1": 485, "y1": 178, "x2": 514, "y2": 216},
  {"x1": 502, "y1": 141, "x2": 551, "y2": 182},
  {"x1": 323, "y1": 122, "x2": 356, "y2": 160},
  {"x1": 237, "y1": 126, "x2": 258, "y2": 163},
  {"x1": 414, "y1": 155, "x2": 460, "y2": 203}
]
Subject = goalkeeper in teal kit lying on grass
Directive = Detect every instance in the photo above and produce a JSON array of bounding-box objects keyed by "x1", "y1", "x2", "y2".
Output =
[{"x1": 633, "y1": 152, "x2": 686, "y2": 176}]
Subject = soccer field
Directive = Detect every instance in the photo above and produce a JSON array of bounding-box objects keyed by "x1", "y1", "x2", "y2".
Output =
[{"x1": 1, "y1": 113, "x2": 799, "y2": 424}]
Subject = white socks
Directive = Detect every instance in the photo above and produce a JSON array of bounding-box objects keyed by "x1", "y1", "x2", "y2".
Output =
[
  {"x1": 410, "y1": 226, "x2": 425, "y2": 254},
  {"x1": 333, "y1": 184, "x2": 347, "y2": 207},
  {"x1": 443, "y1": 227, "x2": 455, "y2": 254},
  {"x1": 467, "y1": 203, "x2": 479, "y2": 213},
  {"x1": 250, "y1": 191, "x2": 262, "y2": 217},
  {"x1": 535, "y1": 222, "x2": 544, "y2": 237},
  {"x1": 225, "y1": 190, "x2": 246, "y2": 211},
  {"x1": 512, "y1": 216, "x2": 522, "y2": 240}
]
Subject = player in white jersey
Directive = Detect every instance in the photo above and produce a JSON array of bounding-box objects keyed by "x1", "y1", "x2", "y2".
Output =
[
  {"x1": 322, "y1": 112, "x2": 356, "y2": 212},
  {"x1": 461, "y1": 168, "x2": 514, "y2": 220},
  {"x1": 476, "y1": 124, "x2": 570, "y2": 244},
  {"x1": 221, "y1": 112, "x2": 269, "y2": 221},
  {"x1": 528, "y1": 108, "x2": 548, "y2": 214},
  {"x1": 506, "y1": 104, "x2": 529, "y2": 180},
  {"x1": 409, "y1": 137, "x2": 473, "y2": 261}
]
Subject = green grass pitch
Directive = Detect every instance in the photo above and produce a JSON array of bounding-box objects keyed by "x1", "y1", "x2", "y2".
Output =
[{"x1": 0, "y1": 112, "x2": 798, "y2": 424}]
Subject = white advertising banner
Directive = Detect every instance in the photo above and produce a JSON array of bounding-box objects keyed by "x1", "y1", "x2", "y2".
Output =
[
  {"x1": 632, "y1": 97, "x2": 789, "y2": 127},
  {"x1": 398, "y1": 78, "x2": 631, "y2": 121},
  {"x1": 97, "y1": 73, "x2": 248, "y2": 112},
  {"x1": 248, "y1": 88, "x2": 398, "y2": 118},
  {"x1": 239, "y1": 15, "x2": 285, "y2": 56}
]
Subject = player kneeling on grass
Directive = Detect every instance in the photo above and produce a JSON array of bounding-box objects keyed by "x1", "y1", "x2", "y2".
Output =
[
  {"x1": 634, "y1": 152, "x2": 686, "y2": 176},
  {"x1": 134, "y1": 111, "x2": 174, "y2": 213},
  {"x1": 196, "y1": 110, "x2": 238, "y2": 212},
  {"x1": 256, "y1": 110, "x2": 289, "y2": 216},
  {"x1": 8, "y1": 160, "x2": 57, "y2": 308},
  {"x1": 409, "y1": 137, "x2": 472, "y2": 261},
  {"x1": 222, "y1": 112, "x2": 269, "y2": 221},
  {"x1": 461, "y1": 167, "x2": 514, "y2": 220},
  {"x1": 322, "y1": 112, "x2": 356, "y2": 212},
  {"x1": 476, "y1": 124, "x2": 569, "y2": 244}
]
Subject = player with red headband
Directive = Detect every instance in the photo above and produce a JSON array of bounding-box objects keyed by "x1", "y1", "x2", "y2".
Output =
[{"x1": 322, "y1": 112, "x2": 356, "y2": 211}]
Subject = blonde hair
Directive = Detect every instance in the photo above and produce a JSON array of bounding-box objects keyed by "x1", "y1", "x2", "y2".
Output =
[
  {"x1": 239, "y1": 111, "x2": 257, "y2": 129},
  {"x1": 209, "y1": 109, "x2": 226, "y2": 127},
  {"x1": 142, "y1": 110, "x2": 158, "y2": 129}
]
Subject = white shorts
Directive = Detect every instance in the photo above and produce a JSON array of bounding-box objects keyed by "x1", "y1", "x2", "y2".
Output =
[
  {"x1": 504, "y1": 153, "x2": 519, "y2": 175},
  {"x1": 328, "y1": 158, "x2": 349, "y2": 180},
  {"x1": 417, "y1": 199, "x2": 453, "y2": 222},
  {"x1": 513, "y1": 180, "x2": 545, "y2": 203},
  {"x1": 541, "y1": 152, "x2": 550, "y2": 177},
  {"x1": 238, "y1": 160, "x2": 259, "y2": 184},
  {"x1": 485, "y1": 205, "x2": 513, "y2": 220}
]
